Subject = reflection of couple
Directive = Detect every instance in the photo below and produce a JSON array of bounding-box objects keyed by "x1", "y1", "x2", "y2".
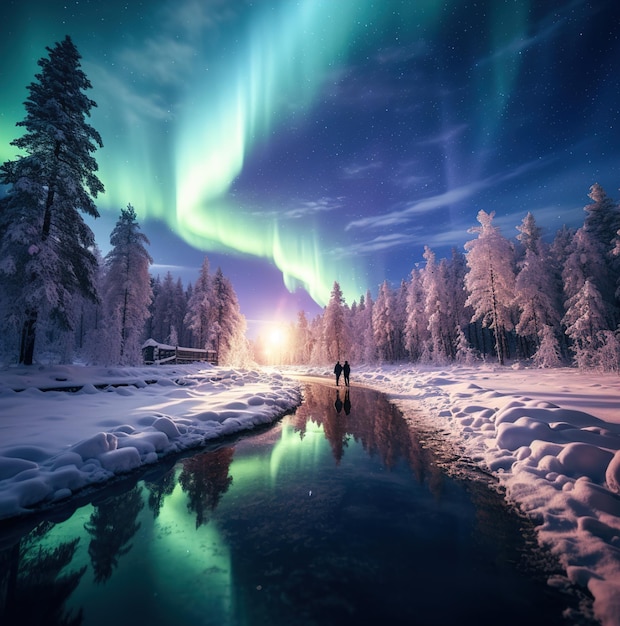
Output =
[{"x1": 334, "y1": 389, "x2": 351, "y2": 415}]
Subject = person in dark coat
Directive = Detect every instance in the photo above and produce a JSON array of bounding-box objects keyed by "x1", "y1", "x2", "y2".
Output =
[
  {"x1": 343, "y1": 361, "x2": 351, "y2": 386},
  {"x1": 334, "y1": 361, "x2": 343, "y2": 386}
]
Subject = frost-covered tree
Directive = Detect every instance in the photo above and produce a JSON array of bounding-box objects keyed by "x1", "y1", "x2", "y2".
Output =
[
  {"x1": 393, "y1": 279, "x2": 409, "y2": 361},
  {"x1": 562, "y1": 227, "x2": 614, "y2": 334},
  {"x1": 594, "y1": 330, "x2": 620, "y2": 373},
  {"x1": 613, "y1": 228, "x2": 620, "y2": 302},
  {"x1": 454, "y1": 325, "x2": 478, "y2": 364},
  {"x1": 372, "y1": 280, "x2": 398, "y2": 362},
  {"x1": 171, "y1": 277, "x2": 187, "y2": 345},
  {"x1": 101, "y1": 204, "x2": 153, "y2": 364},
  {"x1": 464, "y1": 210, "x2": 516, "y2": 365},
  {"x1": 514, "y1": 213, "x2": 562, "y2": 355},
  {"x1": 584, "y1": 183, "x2": 620, "y2": 255},
  {"x1": 422, "y1": 247, "x2": 453, "y2": 362},
  {"x1": 582, "y1": 184, "x2": 619, "y2": 325},
  {"x1": 563, "y1": 278, "x2": 608, "y2": 369},
  {"x1": 405, "y1": 268, "x2": 428, "y2": 361},
  {"x1": 323, "y1": 281, "x2": 349, "y2": 361},
  {"x1": 209, "y1": 267, "x2": 247, "y2": 365},
  {"x1": 357, "y1": 290, "x2": 376, "y2": 363},
  {"x1": 532, "y1": 325, "x2": 562, "y2": 368},
  {"x1": 445, "y1": 248, "x2": 471, "y2": 338},
  {"x1": 291, "y1": 310, "x2": 313, "y2": 364},
  {"x1": 150, "y1": 272, "x2": 178, "y2": 344},
  {"x1": 0, "y1": 36, "x2": 104, "y2": 364},
  {"x1": 74, "y1": 245, "x2": 105, "y2": 361},
  {"x1": 185, "y1": 257, "x2": 213, "y2": 350}
]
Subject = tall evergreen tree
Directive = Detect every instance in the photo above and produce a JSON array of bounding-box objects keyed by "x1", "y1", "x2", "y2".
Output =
[
  {"x1": 405, "y1": 268, "x2": 428, "y2": 361},
  {"x1": 514, "y1": 213, "x2": 562, "y2": 355},
  {"x1": 151, "y1": 272, "x2": 177, "y2": 344},
  {"x1": 185, "y1": 257, "x2": 213, "y2": 349},
  {"x1": 0, "y1": 36, "x2": 104, "y2": 364},
  {"x1": 209, "y1": 267, "x2": 246, "y2": 365},
  {"x1": 563, "y1": 278, "x2": 608, "y2": 369},
  {"x1": 464, "y1": 210, "x2": 516, "y2": 365},
  {"x1": 102, "y1": 204, "x2": 153, "y2": 364},
  {"x1": 584, "y1": 183, "x2": 620, "y2": 254},
  {"x1": 373, "y1": 280, "x2": 397, "y2": 362},
  {"x1": 292, "y1": 310, "x2": 313, "y2": 364},
  {"x1": 323, "y1": 281, "x2": 348, "y2": 361},
  {"x1": 423, "y1": 247, "x2": 453, "y2": 362},
  {"x1": 582, "y1": 184, "x2": 619, "y2": 325}
]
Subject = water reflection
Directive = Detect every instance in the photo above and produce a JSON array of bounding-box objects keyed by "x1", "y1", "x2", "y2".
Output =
[
  {"x1": 0, "y1": 521, "x2": 86, "y2": 625},
  {"x1": 178, "y1": 447, "x2": 234, "y2": 528},
  {"x1": 0, "y1": 382, "x2": 583, "y2": 626},
  {"x1": 86, "y1": 487, "x2": 144, "y2": 583}
]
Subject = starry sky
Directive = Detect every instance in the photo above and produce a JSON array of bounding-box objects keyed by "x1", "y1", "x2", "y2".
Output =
[{"x1": 1, "y1": 0, "x2": 619, "y2": 334}]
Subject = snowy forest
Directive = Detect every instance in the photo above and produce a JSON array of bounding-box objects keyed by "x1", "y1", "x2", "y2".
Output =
[
  {"x1": 1, "y1": 37, "x2": 620, "y2": 372},
  {"x1": 265, "y1": 189, "x2": 620, "y2": 372}
]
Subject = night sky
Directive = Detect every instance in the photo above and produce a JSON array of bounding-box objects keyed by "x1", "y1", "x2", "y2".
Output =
[{"x1": 1, "y1": 0, "x2": 619, "y2": 334}]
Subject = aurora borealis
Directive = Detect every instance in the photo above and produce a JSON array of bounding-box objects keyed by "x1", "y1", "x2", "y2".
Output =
[{"x1": 1, "y1": 0, "x2": 619, "y2": 329}]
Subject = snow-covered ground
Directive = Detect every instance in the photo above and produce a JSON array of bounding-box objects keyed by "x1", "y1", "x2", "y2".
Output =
[
  {"x1": 0, "y1": 363, "x2": 301, "y2": 520},
  {"x1": 1, "y1": 361, "x2": 620, "y2": 625}
]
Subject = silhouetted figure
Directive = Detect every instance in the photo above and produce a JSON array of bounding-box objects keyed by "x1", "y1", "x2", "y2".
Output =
[
  {"x1": 343, "y1": 360, "x2": 351, "y2": 386},
  {"x1": 344, "y1": 389, "x2": 351, "y2": 415},
  {"x1": 334, "y1": 390, "x2": 343, "y2": 414},
  {"x1": 334, "y1": 361, "x2": 343, "y2": 386}
]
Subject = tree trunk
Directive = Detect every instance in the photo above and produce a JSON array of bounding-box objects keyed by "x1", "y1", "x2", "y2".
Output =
[{"x1": 19, "y1": 310, "x2": 37, "y2": 365}]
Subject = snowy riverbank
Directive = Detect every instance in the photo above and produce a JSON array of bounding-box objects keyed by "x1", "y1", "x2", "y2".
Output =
[
  {"x1": 1, "y1": 361, "x2": 620, "y2": 625},
  {"x1": 296, "y1": 363, "x2": 620, "y2": 626},
  {"x1": 0, "y1": 363, "x2": 301, "y2": 521}
]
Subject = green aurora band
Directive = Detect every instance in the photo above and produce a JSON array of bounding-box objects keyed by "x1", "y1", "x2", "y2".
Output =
[{"x1": 0, "y1": 0, "x2": 528, "y2": 306}]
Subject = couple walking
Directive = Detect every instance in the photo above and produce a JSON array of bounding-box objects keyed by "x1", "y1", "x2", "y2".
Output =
[{"x1": 334, "y1": 360, "x2": 350, "y2": 387}]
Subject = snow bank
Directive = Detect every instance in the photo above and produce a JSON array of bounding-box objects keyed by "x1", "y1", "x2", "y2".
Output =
[{"x1": 0, "y1": 363, "x2": 301, "y2": 520}]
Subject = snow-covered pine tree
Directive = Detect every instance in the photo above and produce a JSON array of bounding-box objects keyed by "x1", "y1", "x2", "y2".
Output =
[
  {"x1": 532, "y1": 324, "x2": 562, "y2": 368},
  {"x1": 209, "y1": 267, "x2": 246, "y2": 365},
  {"x1": 563, "y1": 278, "x2": 608, "y2": 369},
  {"x1": 594, "y1": 330, "x2": 620, "y2": 373},
  {"x1": 562, "y1": 227, "x2": 614, "y2": 335},
  {"x1": 445, "y1": 248, "x2": 472, "y2": 348},
  {"x1": 323, "y1": 281, "x2": 349, "y2": 362},
  {"x1": 151, "y1": 272, "x2": 177, "y2": 344},
  {"x1": 102, "y1": 204, "x2": 153, "y2": 365},
  {"x1": 514, "y1": 213, "x2": 562, "y2": 356},
  {"x1": 582, "y1": 184, "x2": 619, "y2": 326},
  {"x1": 422, "y1": 247, "x2": 452, "y2": 363},
  {"x1": 393, "y1": 279, "x2": 409, "y2": 361},
  {"x1": 372, "y1": 280, "x2": 397, "y2": 362},
  {"x1": 359, "y1": 289, "x2": 377, "y2": 363},
  {"x1": 75, "y1": 244, "x2": 105, "y2": 363},
  {"x1": 405, "y1": 267, "x2": 428, "y2": 361},
  {"x1": 185, "y1": 257, "x2": 213, "y2": 350},
  {"x1": 292, "y1": 310, "x2": 313, "y2": 364},
  {"x1": 464, "y1": 210, "x2": 516, "y2": 365},
  {"x1": 0, "y1": 36, "x2": 104, "y2": 364},
  {"x1": 584, "y1": 183, "x2": 620, "y2": 257},
  {"x1": 613, "y1": 228, "x2": 620, "y2": 303}
]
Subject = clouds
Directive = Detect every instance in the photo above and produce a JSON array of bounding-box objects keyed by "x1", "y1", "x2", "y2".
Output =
[{"x1": 346, "y1": 180, "x2": 490, "y2": 231}]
